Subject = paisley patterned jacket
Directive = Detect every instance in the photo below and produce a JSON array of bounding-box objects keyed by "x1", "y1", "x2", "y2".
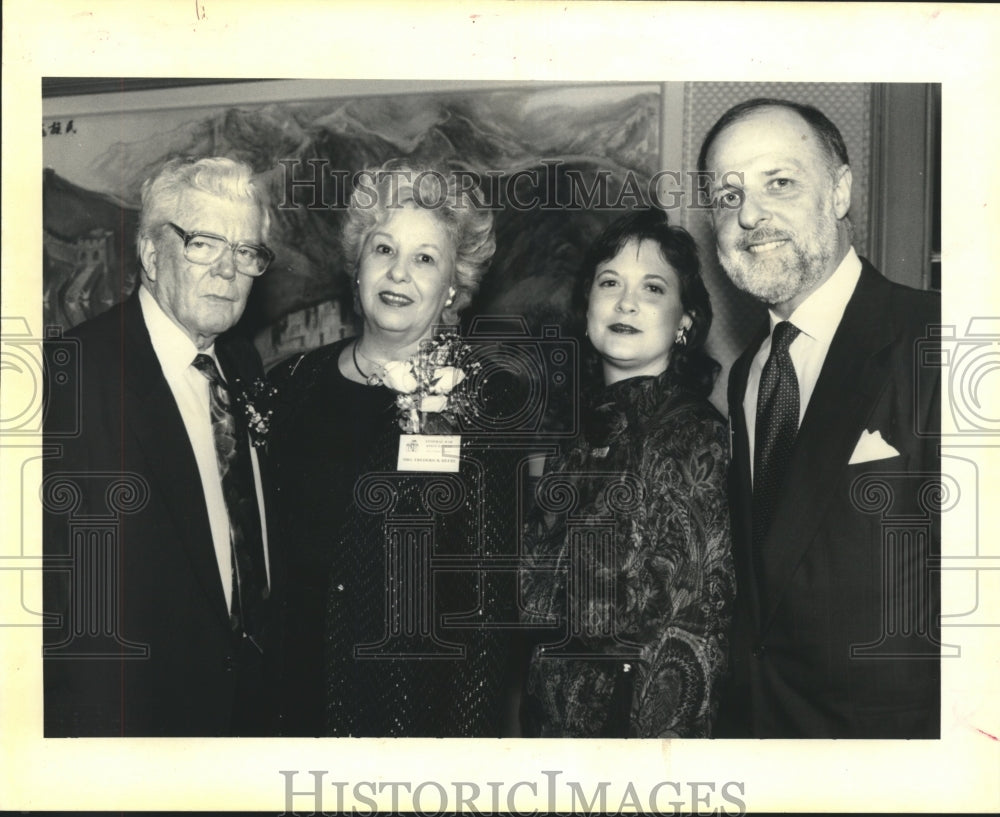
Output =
[{"x1": 521, "y1": 370, "x2": 735, "y2": 738}]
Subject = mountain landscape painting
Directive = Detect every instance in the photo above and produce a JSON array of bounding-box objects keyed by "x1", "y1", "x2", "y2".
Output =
[{"x1": 43, "y1": 81, "x2": 661, "y2": 366}]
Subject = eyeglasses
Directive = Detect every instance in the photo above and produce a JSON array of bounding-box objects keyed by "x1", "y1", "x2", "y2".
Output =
[{"x1": 166, "y1": 222, "x2": 274, "y2": 276}]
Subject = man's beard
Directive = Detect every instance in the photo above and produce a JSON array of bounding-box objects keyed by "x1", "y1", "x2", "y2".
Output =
[{"x1": 718, "y1": 209, "x2": 839, "y2": 308}]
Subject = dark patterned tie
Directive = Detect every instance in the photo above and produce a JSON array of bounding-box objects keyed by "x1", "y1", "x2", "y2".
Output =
[
  {"x1": 192, "y1": 353, "x2": 268, "y2": 647},
  {"x1": 752, "y1": 321, "x2": 801, "y2": 594}
]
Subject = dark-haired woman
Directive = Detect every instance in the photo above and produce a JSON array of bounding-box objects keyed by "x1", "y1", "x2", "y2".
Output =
[{"x1": 520, "y1": 209, "x2": 735, "y2": 738}]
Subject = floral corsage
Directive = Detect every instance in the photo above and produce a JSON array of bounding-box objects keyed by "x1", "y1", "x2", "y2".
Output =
[
  {"x1": 232, "y1": 377, "x2": 277, "y2": 448},
  {"x1": 374, "y1": 332, "x2": 481, "y2": 434}
]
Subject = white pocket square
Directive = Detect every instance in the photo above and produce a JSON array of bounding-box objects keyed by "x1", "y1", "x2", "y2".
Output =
[{"x1": 849, "y1": 429, "x2": 901, "y2": 465}]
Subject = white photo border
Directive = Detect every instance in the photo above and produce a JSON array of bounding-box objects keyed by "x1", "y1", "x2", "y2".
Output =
[{"x1": 2, "y1": 1, "x2": 999, "y2": 813}]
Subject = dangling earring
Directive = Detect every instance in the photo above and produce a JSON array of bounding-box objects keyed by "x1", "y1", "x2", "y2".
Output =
[
  {"x1": 444, "y1": 286, "x2": 456, "y2": 308},
  {"x1": 675, "y1": 325, "x2": 688, "y2": 346}
]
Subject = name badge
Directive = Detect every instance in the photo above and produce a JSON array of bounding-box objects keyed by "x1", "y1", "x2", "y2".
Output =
[{"x1": 397, "y1": 434, "x2": 461, "y2": 472}]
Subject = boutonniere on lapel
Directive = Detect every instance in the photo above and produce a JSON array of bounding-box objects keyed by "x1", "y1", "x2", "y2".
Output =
[{"x1": 231, "y1": 377, "x2": 278, "y2": 449}]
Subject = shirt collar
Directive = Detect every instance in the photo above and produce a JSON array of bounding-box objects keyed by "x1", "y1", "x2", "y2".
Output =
[
  {"x1": 138, "y1": 284, "x2": 216, "y2": 376},
  {"x1": 769, "y1": 246, "x2": 862, "y2": 345}
]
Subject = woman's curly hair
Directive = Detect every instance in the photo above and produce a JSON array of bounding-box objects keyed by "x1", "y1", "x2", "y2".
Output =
[{"x1": 341, "y1": 159, "x2": 496, "y2": 325}]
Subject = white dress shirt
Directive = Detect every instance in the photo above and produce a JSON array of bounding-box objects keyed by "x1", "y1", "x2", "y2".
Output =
[
  {"x1": 139, "y1": 285, "x2": 270, "y2": 608},
  {"x1": 744, "y1": 247, "x2": 863, "y2": 478}
]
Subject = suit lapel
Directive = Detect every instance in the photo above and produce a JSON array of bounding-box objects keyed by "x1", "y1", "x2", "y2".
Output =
[
  {"x1": 215, "y1": 341, "x2": 271, "y2": 500},
  {"x1": 729, "y1": 325, "x2": 766, "y2": 626},
  {"x1": 759, "y1": 263, "x2": 898, "y2": 630},
  {"x1": 121, "y1": 295, "x2": 231, "y2": 628},
  {"x1": 216, "y1": 338, "x2": 276, "y2": 592}
]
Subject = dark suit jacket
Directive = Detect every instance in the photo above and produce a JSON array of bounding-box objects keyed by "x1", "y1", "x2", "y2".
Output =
[
  {"x1": 718, "y1": 259, "x2": 941, "y2": 738},
  {"x1": 42, "y1": 293, "x2": 281, "y2": 736}
]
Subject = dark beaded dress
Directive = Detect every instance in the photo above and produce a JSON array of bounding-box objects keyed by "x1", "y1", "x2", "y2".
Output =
[
  {"x1": 520, "y1": 370, "x2": 735, "y2": 738},
  {"x1": 268, "y1": 338, "x2": 395, "y2": 735},
  {"x1": 269, "y1": 336, "x2": 518, "y2": 737}
]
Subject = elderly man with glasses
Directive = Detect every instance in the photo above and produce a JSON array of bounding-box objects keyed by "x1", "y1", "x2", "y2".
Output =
[{"x1": 43, "y1": 156, "x2": 281, "y2": 736}]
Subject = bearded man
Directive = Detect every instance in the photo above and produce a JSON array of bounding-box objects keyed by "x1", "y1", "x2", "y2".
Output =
[{"x1": 700, "y1": 99, "x2": 941, "y2": 738}]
